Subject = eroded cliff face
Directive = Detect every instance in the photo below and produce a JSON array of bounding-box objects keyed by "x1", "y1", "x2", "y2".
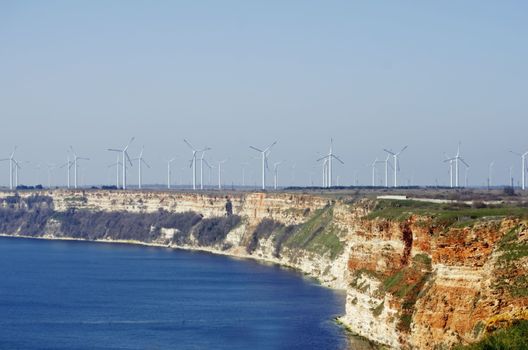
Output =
[{"x1": 0, "y1": 190, "x2": 526, "y2": 349}]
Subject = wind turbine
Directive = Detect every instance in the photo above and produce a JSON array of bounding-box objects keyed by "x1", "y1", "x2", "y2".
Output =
[
  {"x1": 322, "y1": 158, "x2": 328, "y2": 187},
  {"x1": 383, "y1": 146, "x2": 407, "y2": 188},
  {"x1": 216, "y1": 159, "x2": 227, "y2": 190},
  {"x1": 60, "y1": 154, "x2": 74, "y2": 189},
  {"x1": 108, "y1": 155, "x2": 122, "y2": 188},
  {"x1": 199, "y1": 147, "x2": 212, "y2": 190},
  {"x1": 0, "y1": 147, "x2": 18, "y2": 190},
  {"x1": 107, "y1": 137, "x2": 134, "y2": 190},
  {"x1": 249, "y1": 141, "x2": 277, "y2": 190},
  {"x1": 488, "y1": 161, "x2": 494, "y2": 189},
  {"x1": 273, "y1": 161, "x2": 282, "y2": 190},
  {"x1": 443, "y1": 143, "x2": 468, "y2": 188},
  {"x1": 166, "y1": 158, "x2": 176, "y2": 189},
  {"x1": 381, "y1": 154, "x2": 393, "y2": 188},
  {"x1": 133, "y1": 146, "x2": 150, "y2": 189},
  {"x1": 46, "y1": 163, "x2": 56, "y2": 188},
  {"x1": 509, "y1": 150, "x2": 528, "y2": 190},
  {"x1": 69, "y1": 146, "x2": 90, "y2": 189},
  {"x1": 184, "y1": 139, "x2": 209, "y2": 190},
  {"x1": 317, "y1": 139, "x2": 344, "y2": 188},
  {"x1": 370, "y1": 158, "x2": 382, "y2": 187},
  {"x1": 444, "y1": 153, "x2": 454, "y2": 188}
]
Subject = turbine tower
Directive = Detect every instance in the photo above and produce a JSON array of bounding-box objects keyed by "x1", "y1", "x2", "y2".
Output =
[
  {"x1": 108, "y1": 155, "x2": 122, "y2": 188},
  {"x1": 381, "y1": 154, "x2": 393, "y2": 188},
  {"x1": 60, "y1": 154, "x2": 74, "y2": 189},
  {"x1": 273, "y1": 161, "x2": 282, "y2": 190},
  {"x1": 488, "y1": 161, "x2": 494, "y2": 189},
  {"x1": 184, "y1": 140, "x2": 209, "y2": 190},
  {"x1": 107, "y1": 137, "x2": 134, "y2": 190},
  {"x1": 444, "y1": 153, "x2": 454, "y2": 188},
  {"x1": 443, "y1": 143, "x2": 468, "y2": 188},
  {"x1": 0, "y1": 147, "x2": 18, "y2": 190},
  {"x1": 133, "y1": 147, "x2": 150, "y2": 189},
  {"x1": 216, "y1": 159, "x2": 227, "y2": 190},
  {"x1": 317, "y1": 139, "x2": 344, "y2": 188},
  {"x1": 510, "y1": 150, "x2": 528, "y2": 190},
  {"x1": 370, "y1": 158, "x2": 382, "y2": 187},
  {"x1": 199, "y1": 147, "x2": 212, "y2": 190},
  {"x1": 383, "y1": 146, "x2": 407, "y2": 188},
  {"x1": 69, "y1": 146, "x2": 90, "y2": 189},
  {"x1": 166, "y1": 158, "x2": 176, "y2": 189},
  {"x1": 249, "y1": 141, "x2": 277, "y2": 190}
]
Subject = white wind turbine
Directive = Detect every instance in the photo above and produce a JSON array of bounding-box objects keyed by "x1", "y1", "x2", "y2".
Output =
[
  {"x1": 0, "y1": 147, "x2": 19, "y2": 190},
  {"x1": 381, "y1": 154, "x2": 393, "y2": 188},
  {"x1": 59, "y1": 154, "x2": 74, "y2": 189},
  {"x1": 488, "y1": 161, "x2": 495, "y2": 189},
  {"x1": 509, "y1": 150, "x2": 528, "y2": 190},
  {"x1": 322, "y1": 158, "x2": 328, "y2": 187},
  {"x1": 369, "y1": 158, "x2": 382, "y2": 187},
  {"x1": 199, "y1": 147, "x2": 212, "y2": 190},
  {"x1": 383, "y1": 146, "x2": 407, "y2": 188},
  {"x1": 317, "y1": 139, "x2": 344, "y2": 188},
  {"x1": 69, "y1": 146, "x2": 90, "y2": 189},
  {"x1": 184, "y1": 139, "x2": 209, "y2": 190},
  {"x1": 444, "y1": 153, "x2": 454, "y2": 188},
  {"x1": 133, "y1": 146, "x2": 150, "y2": 189},
  {"x1": 108, "y1": 155, "x2": 122, "y2": 188},
  {"x1": 273, "y1": 161, "x2": 283, "y2": 190},
  {"x1": 443, "y1": 143, "x2": 468, "y2": 188},
  {"x1": 166, "y1": 157, "x2": 176, "y2": 189},
  {"x1": 107, "y1": 137, "x2": 134, "y2": 190},
  {"x1": 249, "y1": 141, "x2": 277, "y2": 190},
  {"x1": 216, "y1": 159, "x2": 227, "y2": 190},
  {"x1": 46, "y1": 163, "x2": 56, "y2": 188}
]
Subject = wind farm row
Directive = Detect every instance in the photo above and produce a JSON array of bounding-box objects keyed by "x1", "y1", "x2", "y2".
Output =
[{"x1": 1, "y1": 139, "x2": 527, "y2": 192}]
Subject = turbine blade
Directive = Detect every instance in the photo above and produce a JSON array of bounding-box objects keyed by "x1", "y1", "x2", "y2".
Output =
[
  {"x1": 184, "y1": 139, "x2": 196, "y2": 151},
  {"x1": 460, "y1": 158, "x2": 469, "y2": 167},
  {"x1": 397, "y1": 145, "x2": 408, "y2": 155},
  {"x1": 249, "y1": 146, "x2": 263, "y2": 152},
  {"x1": 383, "y1": 148, "x2": 395, "y2": 155},
  {"x1": 125, "y1": 151, "x2": 133, "y2": 167},
  {"x1": 331, "y1": 154, "x2": 345, "y2": 164},
  {"x1": 107, "y1": 149, "x2": 122, "y2": 153},
  {"x1": 142, "y1": 159, "x2": 151, "y2": 168},
  {"x1": 264, "y1": 141, "x2": 277, "y2": 153}
]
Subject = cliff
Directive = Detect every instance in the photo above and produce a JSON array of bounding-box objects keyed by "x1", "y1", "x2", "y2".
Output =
[{"x1": 0, "y1": 190, "x2": 526, "y2": 349}]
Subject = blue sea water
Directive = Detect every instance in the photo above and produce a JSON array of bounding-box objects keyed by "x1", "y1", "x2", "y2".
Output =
[{"x1": 0, "y1": 237, "x2": 348, "y2": 350}]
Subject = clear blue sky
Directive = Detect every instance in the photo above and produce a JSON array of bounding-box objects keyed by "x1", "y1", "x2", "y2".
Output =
[{"x1": 1, "y1": 1, "x2": 527, "y2": 187}]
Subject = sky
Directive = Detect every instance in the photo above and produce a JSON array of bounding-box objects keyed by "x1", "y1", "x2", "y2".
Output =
[{"x1": 1, "y1": 1, "x2": 527, "y2": 188}]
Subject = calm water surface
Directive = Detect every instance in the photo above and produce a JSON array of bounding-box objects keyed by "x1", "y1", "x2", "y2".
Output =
[{"x1": 0, "y1": 237, "x2": 348, "y2": 349}]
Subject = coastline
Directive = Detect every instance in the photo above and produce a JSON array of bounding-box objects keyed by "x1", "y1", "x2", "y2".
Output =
[{"x1": 0, "y1": 233, "x2": 382, "y2": 349}]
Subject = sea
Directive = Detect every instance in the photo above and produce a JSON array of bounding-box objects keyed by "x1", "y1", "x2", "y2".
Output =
[{"x1": 0, "y1": 237, "x2": 349, "y2": 350}]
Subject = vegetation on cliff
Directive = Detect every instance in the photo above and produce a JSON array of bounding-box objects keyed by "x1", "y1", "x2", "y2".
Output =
[
  {"x1": 455, "y1": 320, "x2": 528, "y2": 350},
  {"x1": 494, "y1": 225, "x2": 528, "y2": 297},
  {"x1": 366, "y1": 199, "x2": 528, "y2": 228},
  {"x1": 246, "y1": 205, "x2": 345, "y2": 259}
]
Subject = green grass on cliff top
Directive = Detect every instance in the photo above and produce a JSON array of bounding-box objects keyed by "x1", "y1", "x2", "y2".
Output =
[
  {"x1": 365, "y1": 199, "x2": 528, "y2": 226},
  {"x1": 454, "y1": 320, "x2": 528, "y2": 350},
  {"x1": 285, "y1": 206, "x2": 345, "y2": 259}
]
